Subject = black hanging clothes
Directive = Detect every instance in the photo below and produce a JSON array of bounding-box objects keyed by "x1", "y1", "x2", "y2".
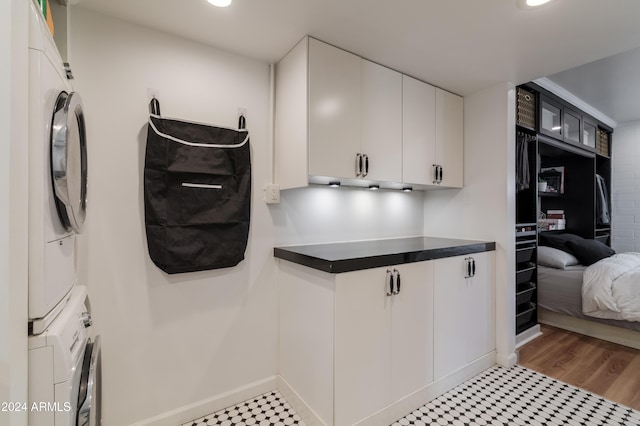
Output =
[
  {"x1": 516, "y1": 132, "x2": 535, "y2": 192},
  {"x1": 144, "y1": 113, "x2": 251, "y2": 274}
]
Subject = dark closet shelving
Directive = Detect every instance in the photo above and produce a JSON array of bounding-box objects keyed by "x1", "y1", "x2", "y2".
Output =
[
  {"x1": 515, "y1": 223, "x2": 538, "y2": 334},
  {"x1": 514, "y1": 82, "x2": 613, "y2": 338}
]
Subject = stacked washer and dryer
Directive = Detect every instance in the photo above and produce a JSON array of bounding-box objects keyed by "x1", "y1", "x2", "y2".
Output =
[{"x1": 26, "y1": 1, "x2": 101, "y2": 425}]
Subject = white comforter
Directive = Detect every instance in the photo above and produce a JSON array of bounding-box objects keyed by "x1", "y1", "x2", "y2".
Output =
[{"x1": 582, "y1": 252, "x2": 640, "y2": 322}]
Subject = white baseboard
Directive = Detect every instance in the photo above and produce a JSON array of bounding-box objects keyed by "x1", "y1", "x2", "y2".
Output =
[
  {"x1": 129, "y1": 376, "x2": 277, "y2": 426},
  {"x1": 277, "y1": 353, "x2": 496, "y2": 426},
  {"x1": 515, "y1": 324, "x2": 542, "y2": 350},
  {"x1": 353, "y1": 352, "x2": 497, "y2": 426},
  {"x1": 277, "y1": 375, "x2": 326, "y2": 426},
  {"x1": 496, "y1": 350, "x2": 518, "y2": 368}
]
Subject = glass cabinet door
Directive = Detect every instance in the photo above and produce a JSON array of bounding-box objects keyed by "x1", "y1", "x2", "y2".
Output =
[
  {"x1": 583, "y1": 121, "x2": 596, "y2": 149},
  {"x1": 541, "y1": 99, "x2": 562, "y2": 138},
  {"x1": 564, "y1": 108, "x2": 581, "y2": 144}
]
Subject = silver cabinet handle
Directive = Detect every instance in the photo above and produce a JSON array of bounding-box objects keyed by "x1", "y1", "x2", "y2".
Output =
[
  {"x1": 464, "y1": 257, "x2": 476, "y2": 278},
  {"x1": 432, "y1": 165, "x2": 443, "y2": 184},
  {"x1": 432, "y1": 164, "x2": 443, "y2": 184},
  {"x1": 356, "y1": 153, "x2": 369, "y2": 178},
  {"x1": 386, "y1": 269, "x2": 394, "y2": 296},
  {"x1": 363, "y1": 154, "x2": 369, "y2": 177},
  {"x1": 393, "y1": 269, "x2": 400, "y2": 295}
]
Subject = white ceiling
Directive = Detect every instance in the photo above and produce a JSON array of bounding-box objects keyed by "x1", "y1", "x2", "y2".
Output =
[
  {"x1": 545, "y1": 46, "x2": 640, "y2": 124},
  {"x1": 76, "y1": 0, "x2": 640, "y2": 124}
]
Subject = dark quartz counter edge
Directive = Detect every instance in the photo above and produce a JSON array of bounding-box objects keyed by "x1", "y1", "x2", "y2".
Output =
[{"x1": 274, "y1": 240, "x2": 496, "y2": 274}]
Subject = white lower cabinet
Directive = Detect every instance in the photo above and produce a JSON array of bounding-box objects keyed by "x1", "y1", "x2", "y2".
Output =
[
  {"x1": 434, "y1": 252, "x2": 495, "y2": 381},
  {"x1": 334, "y1": 262, "x2": 433, "y2": 426},
  {"x1": 278, "y1": 252, "x2": 494, "y2": 426}
]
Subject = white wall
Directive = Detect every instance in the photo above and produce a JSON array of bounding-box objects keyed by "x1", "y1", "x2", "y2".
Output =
[
  {"x1": 611, "y1": 120, "x2": 640, "y2": 252},
  {"x1": 69, "y1": 8, "x2": 275, "y2": 425},
  {"x1": 422, "y1": 83, "x2": 517, "y2": 367},
  {"x1": 0, "y1": 1, "x2": 29, "y2": 425},
  {"x1": 274, "y1": 186, "x2": 424, "y2": 246},
  {"x1": 68, "y1": 7, "x2": 423, "y2": 425}
]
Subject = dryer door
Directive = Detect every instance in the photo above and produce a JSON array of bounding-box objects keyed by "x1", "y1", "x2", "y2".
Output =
[
  {"x1": 51, "y1": 91, "x2": 88, "y2": 234},
  {"x1": 77, "y1": 335, "x2": 101, "y2": 426}
]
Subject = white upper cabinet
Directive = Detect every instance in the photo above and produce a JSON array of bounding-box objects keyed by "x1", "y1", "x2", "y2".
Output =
[
  {"x1": 274, "y1": 37, "x2": 312, "y2": 190},
  {"x1": 435, "y1": 88, "x2": 464, "y2": 188},
  {"x1": 274, "y1": 36, "x2": 463, "y2": 190},
  {"x1": 402, "y1": 78, "x2": 463, "y2": 188},
  {"x1": 402, "y1": 75, "x2": 436, "y2": 186},
  {"x1": 360, "y1": 59, "x2": 403, "y2": 183},
  {"x1": 308, "y1": 38, "x2": 362, "y2": 180}
]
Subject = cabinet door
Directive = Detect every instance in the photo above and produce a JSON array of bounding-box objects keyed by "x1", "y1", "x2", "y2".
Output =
[
  {"x1": 583, "y1": 119, "x2": 597, "y2": 149},
  {"x1": 335, "y1": 267, "x2": 392, "y2": 426},
  {"x1": 308, "y1": 38, "x2": 362, "y2": 180},
  {"x1": 563, "y1": 106, "x2": 582, "y2": 145},
  {"x1": 433, "y1": 255, "x2": 467, "y2": 381},
  {"x1": 361, "y1": 60, "x2": 402, "y2": 182},
  {"x1": 435, "y1": 88, "x2": 463, "y2": 188},
  {"x1": 434, "y1": 253, "x2": 495, "y2": 380},
  {"x1": 390, "y1": 261, "x2": 434, "y2": 400},
  {"x1": 402, "y1": 75, "x2": 436, "y2": 186},
  {"x1": 540, "y1": 96, "x2": 563, "y2": 139},
  {"x1": 465, "y1": 251, "x2": 495, "y2": 362}
]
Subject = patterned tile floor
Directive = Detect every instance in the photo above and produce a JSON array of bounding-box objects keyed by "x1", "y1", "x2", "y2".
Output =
[
  {"x1": 183, "y1": 365, "x2": 640, "y2": 426},
  {"x1": 182, "y1": 391, "x2": 305, "y2": 426},
  {"x1": 391, "y1": 365, "x2": 640, "y2": 426}
]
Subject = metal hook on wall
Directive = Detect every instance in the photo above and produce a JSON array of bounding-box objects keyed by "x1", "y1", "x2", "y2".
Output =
[{"x1": 149, "y1": 97, "x2": 161, "y2": 116}]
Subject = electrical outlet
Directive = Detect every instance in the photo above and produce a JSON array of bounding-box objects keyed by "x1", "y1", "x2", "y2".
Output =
[{"x1": 265, "y1": 184, "x2": 280, "y2": 204}]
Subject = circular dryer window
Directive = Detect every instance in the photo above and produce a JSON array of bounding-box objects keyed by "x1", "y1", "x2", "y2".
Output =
[
  {"x1": 51, "y1": 91, "x2": 88, "y2": 233},
  {"x1": 78, "y1": 335, "x2": 102, "y2": 426}
]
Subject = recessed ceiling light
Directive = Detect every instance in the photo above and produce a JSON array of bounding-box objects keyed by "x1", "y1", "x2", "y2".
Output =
[
  {"x1": 207, "y1": 0, "x2": 232, "y2": 7},
  {"x1": 517, "y1": 0, "x2": 554, "y2": 9}
]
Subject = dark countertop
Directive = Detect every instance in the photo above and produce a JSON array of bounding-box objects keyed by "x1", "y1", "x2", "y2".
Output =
[{"x1": 274, "y1": 236, "x2": 496, "y2": 273}]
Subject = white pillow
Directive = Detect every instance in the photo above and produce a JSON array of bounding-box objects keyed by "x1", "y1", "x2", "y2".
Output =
[{"x1": 537, "y1": 245, "x2": 580, "y2": 269}]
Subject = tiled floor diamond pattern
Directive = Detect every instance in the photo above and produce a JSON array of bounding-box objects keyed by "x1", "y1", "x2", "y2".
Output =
[
  {"x1": 392, "y1": 365, "x2": 640, "y2": 426},
  {"x1": 182, "y1": 391, "x2": 306, "y2": 426},
  {"x1": 184, "y1": 366, "x2": 640, "y2": 426}
]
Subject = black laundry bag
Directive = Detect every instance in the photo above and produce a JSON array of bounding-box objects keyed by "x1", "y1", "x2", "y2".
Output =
[{"x1": 144, "y1": 115, "x2": 251, "y2": 274}]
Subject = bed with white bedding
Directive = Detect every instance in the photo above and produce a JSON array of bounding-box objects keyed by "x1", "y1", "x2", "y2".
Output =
[
  {"x1": 537, "y1": 264, "x2": 640, "y2": 333},
  {"x1": 582, "y1": 252, "x2": 640, "y2": 322},
  {"x1": 536, "y1": 240, "x2": 640, "y2": 349}
]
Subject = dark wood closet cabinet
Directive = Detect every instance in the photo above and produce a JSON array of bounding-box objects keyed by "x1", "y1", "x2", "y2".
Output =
[{"x1": 514, "y1": 82, "x2": 613, "y2": 338}]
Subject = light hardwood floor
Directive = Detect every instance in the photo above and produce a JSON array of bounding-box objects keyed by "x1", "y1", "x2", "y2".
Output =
[{"x1": 518, "y1": 324, "x2": 640, "y2": 411}]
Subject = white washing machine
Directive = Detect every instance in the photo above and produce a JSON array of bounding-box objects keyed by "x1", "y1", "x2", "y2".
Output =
[
  {"x1": 28, "y1": 0, "x2": 88, "y2": 332},
  {"x1": 28, "y1": 285, "x2": 102, "y2": 426}
]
